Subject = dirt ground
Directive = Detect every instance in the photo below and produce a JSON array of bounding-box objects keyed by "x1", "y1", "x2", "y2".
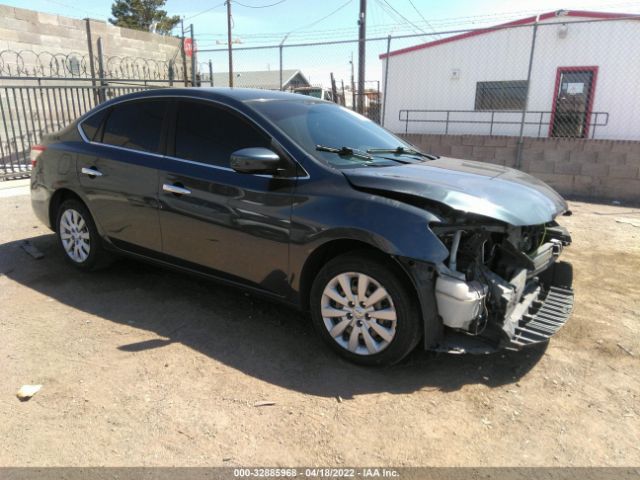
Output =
[{"x1": 0, "y1": 188, "x2": 639, "y2": 467}]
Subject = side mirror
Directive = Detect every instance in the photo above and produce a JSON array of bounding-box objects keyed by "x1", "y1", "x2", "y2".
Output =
[{"x1": 230, "y1": 147, "x2": 282, "y2": 174}]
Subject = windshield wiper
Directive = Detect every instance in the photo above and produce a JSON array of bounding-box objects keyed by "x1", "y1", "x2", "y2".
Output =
[
  {"x1": 367, "y1": 146, "x2": 437, "y2": 160},
  {"x1": 316, "y1": 144, "x2": 373, "y2": 161}
]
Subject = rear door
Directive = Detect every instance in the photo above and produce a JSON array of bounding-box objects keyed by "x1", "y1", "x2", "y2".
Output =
[
  {"x1": 77, "y1": 99, "x2": 169, "y2": 252},
  {"x1": 157, "y1": 99, "x2": 295, "y2": 296}
]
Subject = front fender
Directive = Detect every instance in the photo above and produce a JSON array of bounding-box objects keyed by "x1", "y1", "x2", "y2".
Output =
[
  {"x1": 288, "y1": 177, "x2": 449, "y2": 307},
  {"x1": 290, "y1": 180, "x2": 448, "y2": 262}
]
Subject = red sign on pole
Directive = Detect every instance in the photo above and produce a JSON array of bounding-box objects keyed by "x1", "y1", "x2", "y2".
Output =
[{"x1": 184, "y1": 38, "x2": 195, "y2": 57}]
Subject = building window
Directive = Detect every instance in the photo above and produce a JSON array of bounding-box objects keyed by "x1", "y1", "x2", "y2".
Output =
[{"x1": 475, "y1": 80, "x2": 528, "y2": 110}]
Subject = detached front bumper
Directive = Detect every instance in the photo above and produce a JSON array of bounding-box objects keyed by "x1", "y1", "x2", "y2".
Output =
[
  {"x1": 432, "y1": 257, "x2": 574, "y2": 354},
  {"x1": 502, "y1": 261, "x2": 574, "y2": 350}
]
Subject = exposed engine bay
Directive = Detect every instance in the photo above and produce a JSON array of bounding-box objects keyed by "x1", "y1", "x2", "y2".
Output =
[{"x1": 432, "y1": 217, "x2": 574, "y2": 352}]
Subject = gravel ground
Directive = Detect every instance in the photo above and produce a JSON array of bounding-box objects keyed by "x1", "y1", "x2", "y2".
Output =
[{"x1": 0, "y1": 190, "x2": 639, "y2": 466}]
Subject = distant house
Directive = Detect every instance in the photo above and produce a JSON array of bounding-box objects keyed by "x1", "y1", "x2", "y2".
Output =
[
  {"x1": 203, "y1": 69, "x2": 310, "y2": 90},
  {"x1": 380, "y1": 10, "x2": 640, "y2": 140}
]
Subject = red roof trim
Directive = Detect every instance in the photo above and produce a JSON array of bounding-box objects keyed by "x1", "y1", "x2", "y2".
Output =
[{"x1": 379, "y1": 10, "x2": 634, "y2": 59}]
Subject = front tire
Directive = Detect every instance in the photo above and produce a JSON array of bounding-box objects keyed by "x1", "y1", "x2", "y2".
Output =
[
  {"x1": 56, "y1": 198, "x2": 109, "y2": 271},
  {"x1": 310, "y1": 252, "x2": 422, "y2": 366}
]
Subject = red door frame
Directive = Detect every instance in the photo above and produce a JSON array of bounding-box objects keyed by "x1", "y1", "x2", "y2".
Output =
[{"x1": 548, "y1": 66, "x2": 599, "y2": 138}]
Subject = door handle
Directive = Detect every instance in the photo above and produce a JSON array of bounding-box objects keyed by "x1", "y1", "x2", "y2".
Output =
[
  {"x1": 81, "y1": 166, "x2": 103, "y2": 177},
  {"x1": 162, "y1": 183, "x2": 191, "y2": 196}
]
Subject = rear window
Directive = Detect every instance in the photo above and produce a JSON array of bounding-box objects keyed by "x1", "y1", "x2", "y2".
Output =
[
  {"x1": 101, "y1": 100, "x2": 167, "y2": 153},
  {"x1": 80, "y1": 108, "x2": 109, "y2": 141}
]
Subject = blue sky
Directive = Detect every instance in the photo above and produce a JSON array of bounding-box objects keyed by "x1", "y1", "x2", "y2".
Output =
[
  {"x1": 5, "y1": 0, "x2": 640, "y2": 86},
  {"x1": 10, "y1": 0, "x2": 640, "y2": 42}
]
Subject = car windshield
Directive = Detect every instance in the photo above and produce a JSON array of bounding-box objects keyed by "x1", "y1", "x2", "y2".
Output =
[{"x1": 249, "y1": 100, "x2": 421, "y2": 168}]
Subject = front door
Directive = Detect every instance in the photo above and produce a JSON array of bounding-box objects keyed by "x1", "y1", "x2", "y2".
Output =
[
  {"x1": 157, "y1": 99, "x2": 295, "y2": 296},
  {"x1": 550, "y1": 67, "x2": 597, "y2": 138}
]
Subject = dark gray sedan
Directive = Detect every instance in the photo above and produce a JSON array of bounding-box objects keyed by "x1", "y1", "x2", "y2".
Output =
[{"x1": 30, "y1": 88, "x2": 574, "y2": 365}]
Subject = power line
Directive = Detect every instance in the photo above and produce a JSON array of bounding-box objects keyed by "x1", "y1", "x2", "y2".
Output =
[
  {"x1": 234, "y1": 0, "x2": 288, "y2": 8},
  {"x1": 190, "y1": 7, "x2": 555, "y2": 39},
  {"x1": 184, "y1": 2, "x2": 226, "y2": 21},
  {"x1": 376, "y1": 0, "x2": 428, "y2": 35},
  {"x1": 42, "y1": 0, "x2": 104, "y2": 18},
  {"x1": 193, "y1": 13, "x2": 510, "y2": 43},
  {"x1": 289, "y1": 0, "x2": 354, "y2": 34},
  {"x1": 191, "y1": 0, "x2": 353, "y2": 46},
  {"x1": 407, "y1": 0, "x2": 441, "y2": 38},
  {"x1": 377, "y1": 0, "x2": 428, "y2": 35},
  {"x1": 192, "y1": 3, "x2": 640, "y2": 46}
]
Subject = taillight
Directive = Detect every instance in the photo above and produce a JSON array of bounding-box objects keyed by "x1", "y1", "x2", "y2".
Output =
[{"x1": 30, "y1": 145, "x2": 46, "y2": 167}]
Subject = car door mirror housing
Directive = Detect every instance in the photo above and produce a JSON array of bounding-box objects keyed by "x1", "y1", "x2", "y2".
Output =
[{"x1": 230, "y1": 148, "x2": 282, "y2": 174}]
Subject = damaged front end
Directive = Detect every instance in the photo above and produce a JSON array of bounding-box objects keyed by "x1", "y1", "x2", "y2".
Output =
[{"x1": 431, "y1": 217, "x2": 573, "y2": 353}]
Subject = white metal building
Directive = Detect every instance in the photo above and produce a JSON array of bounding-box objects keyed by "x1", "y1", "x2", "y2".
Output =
[{"x1": 380, "y1": 10, "x2": 640, "y2": 140}]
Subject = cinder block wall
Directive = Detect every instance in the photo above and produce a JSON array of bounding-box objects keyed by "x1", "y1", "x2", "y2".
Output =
[
  {"x1": 400, "y1": 134, "x2": 640, "y2": 202},
  {"x1": 0, "y1": 5, "x2": 183, "y2": 72}
]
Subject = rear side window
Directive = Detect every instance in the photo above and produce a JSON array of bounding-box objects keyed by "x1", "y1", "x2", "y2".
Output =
[
  {"x1": 101, "y1": 100, "x2": 167, "y2": 153},
  {"x1": 80, "y1": 108, "x2": 109, "y2": 141},
  {"x1": 173, "y1": 101, "x2": 269, "y2": 167}
]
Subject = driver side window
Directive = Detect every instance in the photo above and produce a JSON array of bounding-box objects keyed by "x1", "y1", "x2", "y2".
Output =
[{"x1": 173, "y1": 101, "x2": 270, "y2": 168}]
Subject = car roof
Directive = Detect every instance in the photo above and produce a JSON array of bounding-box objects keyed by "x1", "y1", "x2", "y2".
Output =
[{"x1": 106, "y1": 87, "x2": 325, "y2": 105}]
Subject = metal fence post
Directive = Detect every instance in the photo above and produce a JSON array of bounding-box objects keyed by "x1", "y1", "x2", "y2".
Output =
[
  {"x1": 279, "y1": 34, "x2": 289, "y2": 91},
  {"x1": 209, "y1": 59, "x2": 214, "y2": 86},
  {"x1": 84, "y1": 18, "x2": 99, "y2": 104},
  {"x1": 168, "y1": 59, "x2": 174, "y2": 86},
  {"x1": 279, "y1": 44, "x2": 283, "y2": 91},
  {"x1": 181, "y1": 19, "x2": 188, "y2": 87},
  {"x1": 381, "y1": 35, "x2": 391, "y2": 128},
  {"x1": 96, "y1": 37, "x2": 107, "y2": 103},
  {"x1": 330, "y1": 72, "x2": 338, "y2": 103},
  {"x1": 190, "y1": 24, "x2": 196, "y2": 87},
  {"x1": 515, "y1": 19, "x2": 539, "y2": 169}
]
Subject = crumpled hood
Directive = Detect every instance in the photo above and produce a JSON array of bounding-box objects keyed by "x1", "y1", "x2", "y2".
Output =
[{"x1": 343, "y1": 157, "x2": 568, "y2": 226}]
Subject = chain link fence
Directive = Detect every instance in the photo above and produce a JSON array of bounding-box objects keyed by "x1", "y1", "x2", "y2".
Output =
[
  {"x1": 200, "y1": 37, "x2": 387, "y2": 122},
  {"x1": 381, "y1": 15, "x2": 636, "y2": 141},
  {"x1": 196, "y1": 13, "x2": 638, "y2": 143},
  {"x1": 2, "y1": 13, "x2": 639, "y2": 179}
]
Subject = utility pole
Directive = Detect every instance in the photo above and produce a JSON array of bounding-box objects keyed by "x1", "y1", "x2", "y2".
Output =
[
  {"x1": 226, "y1": 0, "x2": 234, "y2": 87},
  {"x1": 357, "y1": 0, "x2": 366, "y2": 114},
  {"x1": 349, "y1": 52, "x2": 355, "y2": 111},
  {"x1": 181, "y1": 18, "x2": 187, "y2": 86}
]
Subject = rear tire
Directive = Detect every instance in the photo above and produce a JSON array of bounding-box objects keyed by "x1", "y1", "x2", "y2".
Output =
[
  {"x1": 310, "y1": 251, "x2": 422, "y2": 366},
  {"x1": 56, "y1": 198, "x2": 110, "y2": 271}
]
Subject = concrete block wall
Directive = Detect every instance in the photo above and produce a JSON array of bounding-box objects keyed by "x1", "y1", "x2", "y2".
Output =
[
  {"x1": 0, "y1": 5, "x2": 183, "y2": 76},
  {"x1": 400, "y1": 134, "x2": 640, "y2": 203}
]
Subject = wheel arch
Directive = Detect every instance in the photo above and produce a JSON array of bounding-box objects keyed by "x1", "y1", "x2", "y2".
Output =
[
  {"x1": 49, "y1": 188, "x2": 84, "y2": 231},
  {"x1": 298, "y1": 238, "x2": 418, "y2": 313}
]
